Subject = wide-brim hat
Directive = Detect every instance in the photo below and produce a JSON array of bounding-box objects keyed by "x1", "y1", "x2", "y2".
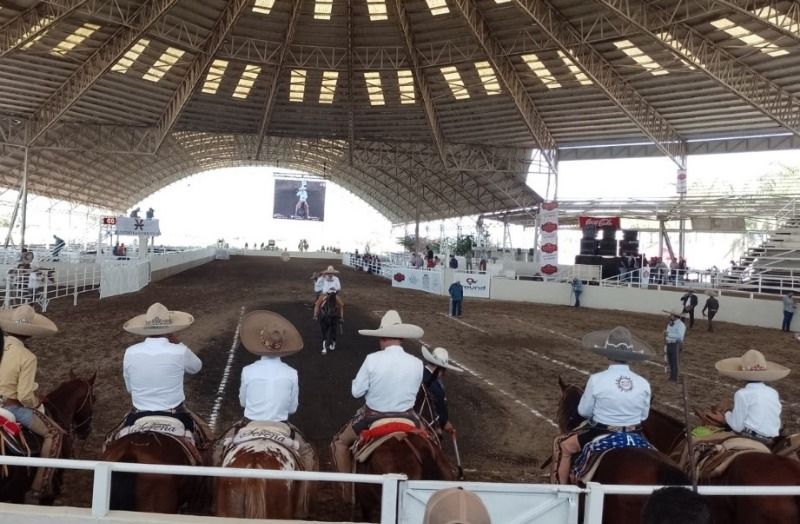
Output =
[
  {"x1": 423, "y1": 487, "x2": 491, "y2": 524},
  {"x1": 662, "y1": 307, "x2": 684, "y2": 317},
  {"x1": 321, "y1": 265, "x2": 339, "y2": 274},
  {"x1": 240, "y1": 310, "x2": 303, "y2": 357},
  {"x1": 715, "y1": 349, "x2": 790, "y2": 382},
  {"x1": 704, "y1": 289, "x2": 717, "y2": 297},
  {"x1": 582, "y1": 326, "x2": 655, "y2": 362},
  {"x1": 422, "y1": 346, "x2": 462, "y2": 372},
  {"x1": 124, "y1": 302, "x2": 194, "y2": 336},
  {"x1": 0, "y1": 305, "x2": 57, "y2": 337},
  {"x1": 359, "y1": 310, "x2": 423, "y2": 339}
]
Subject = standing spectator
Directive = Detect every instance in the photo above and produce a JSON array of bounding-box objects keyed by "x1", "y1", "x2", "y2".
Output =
[
  {"x1": 448, "y1": 280, "x2": 464, "y2": 317},
  {"x1": 571, "y1": 278, "x2": 583, "y2": 307},
  {"x1": 677, "y1": 257, "x2": 687, "y2": 283},
  {"x1": 478, "y1": 258, "x2": 487, "y2": 273},
  {"x1": 434, "y1": 256, "x2": 441, "y2": 267},
  {"x1": 782, "y1": 291, "x2": 796, "y2": 332},
  {"x1": 465, "y1": 250, "x2": 474, "y2": 271},
  {"x1": 664, "y1": 308, "x2": 686, "y2": 383},
  {"x1": 426, "y1": 246, "x2": 434, "y2": 265},
  {"x1": 51, "y1": 235, "x2": 65, "y2": 261},
  {"x1": 245, "y1": 242, "x2": 248, "y2": 250},
  {"x1": 701, "y1": 290, "x2": 719, "y2": 332},
  {"x1": 680, "y1": 289, "x2": 698, "y2": 328},
  {"x1": 448, "y1": 254, "x2": 458, "y2": 269},
  {"x1": 669, "y1": 258, "x2": 678, "y2": 284},
  {"x1": 658, "y1": 258, "x2": 669, "y2": 285},
  {"x1": 642, "y1": 487, "x2": 711, "y2": 524}
]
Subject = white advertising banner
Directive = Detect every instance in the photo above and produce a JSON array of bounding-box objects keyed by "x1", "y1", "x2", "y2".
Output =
[
  {"x1": 677, "y1": 168, "x2": 687, "y2": 194},
  {"x1": 452, "y1": 271, "x2": 491, "y2": 298},
  {"x1": 390, "y1": 267, "x2": 443, "y2": 295},
  {"x1": 539, "y1": 201, "x2": 559, "y2": 277},
  {"x1": 115, "y1": 216, "x2": 161, "y2": 236}
]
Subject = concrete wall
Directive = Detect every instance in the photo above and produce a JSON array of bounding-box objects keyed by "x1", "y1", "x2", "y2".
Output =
[
  {"x1": 150, "y1": 248, "x2": 216, "y2": 282},
  {"x1": 235, "y1": 250, "x2": 340, "y2": 260}
]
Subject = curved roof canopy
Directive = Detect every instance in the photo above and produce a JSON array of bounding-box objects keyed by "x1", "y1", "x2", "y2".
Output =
[{"x1": 1, "y1": 0, "x2": 800, "y2": 222}]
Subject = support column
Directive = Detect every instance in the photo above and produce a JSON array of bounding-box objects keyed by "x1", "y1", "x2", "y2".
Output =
[{"x1": 19, "y1": 147, "x2": 29, "y2": 249}]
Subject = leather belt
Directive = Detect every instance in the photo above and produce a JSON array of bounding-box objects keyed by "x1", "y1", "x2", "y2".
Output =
[
  {"x1": 742, "y1": 427, "x2": 772, "y2": 441},
  {"x1": 1, "y1": 398, "x2": 21, "y2": 408},
  {"x1": 593, "y1": 422, "x2": 642, "y2": 432}
]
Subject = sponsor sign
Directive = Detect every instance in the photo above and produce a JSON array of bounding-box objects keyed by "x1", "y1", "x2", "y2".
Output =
[
  {"x1": 101, "y1": 217, "x2": 117, "y2": 225},
  {"x1": 539, "y1": 201, "x2": 559, "y2": 275},
  {"x1": 578, "y1": 216, "x2": 621, "y2": 229},
  {"x1": 114, "y1": 216, "x2": 161, "y2": 236},
  {"x1": 677, "y1": 168, "x2": 687, "y2": 194},
  {"x1": 541, "y1": 221, "x2": 558, "y2": 234},
  {"x1": 452, "y1": 271, "x2": 490, "y2": 298},
  {"x1": 390, "y1": 267, "x2": 443, "y2": 295},
  {"x1": 541, "y1": 242, "x2": 557, "y2": 254}
]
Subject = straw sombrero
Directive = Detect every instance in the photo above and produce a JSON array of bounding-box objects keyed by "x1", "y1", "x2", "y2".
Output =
[
  {"x1": 423, "y1": 487, "x2": 491, "y2": 524},
  {"x1": 422, "y1": 346, "x2": 462, "y2": 372},
  {"x1": 582, "y1": 326, "x2": 655, "y2": 362},
  {"x1": 359, "y1": 310, "x2": 423, "y2": 339},
  {"x1": 0, "y1": 305, "x2": 57, "y2": 337},
  {"x1": 715, "y1": 350, "x2": 790, "y2": 382},
  {"x1": 321, "y1": 265, "x2": 339, "y2": 274},
  {"x1": 661, "y1": 307, "x2": 684, "y2": 317},
  {"x1": 704, "y1": 290, "x2": 717, "y2": 297},
  {"x1": 240, "y1": 310, "x2": 303, "y2": 357},
  {"x1": 124, "y1": 303, "x2": 194, "y2": 336}
]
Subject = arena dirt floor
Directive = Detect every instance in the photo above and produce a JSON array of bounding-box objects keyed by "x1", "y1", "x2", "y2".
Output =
[{"x1": 29, "y1": 255, "x2": 800, "y2": 520}]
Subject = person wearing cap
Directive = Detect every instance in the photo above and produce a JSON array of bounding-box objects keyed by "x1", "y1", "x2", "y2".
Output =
[
  {"x1": 781, "y1": 291, "x2": 796, "y2": 332},
  {"x1": 0, "y1": 305, "x2": 63, "y2": 504},
  {"x1": 330, "y1": 310, "x2": 424, "y2": 478},
  {"x1": 419, "y1": 346, "x2": 461, "y2": 435},
  {"x1": 553, "y1": 326, "x2": 653, "y2": 484},
  {"x1": 680, "y1": 289, "x2": 698, "y2": 328},
  {"x1": 448, "y1": 280, "x2": 464, "y2": 317},
  {"x1": 701, "y1": 290, "x2": 719, "y2": 332},
  {"x1": 423, "y1": 487, "x2": 491, "y2": 524},
  {"x1": 664, "y1": 308, "x2": 686, "y2": 383},
  {"x1": 711, "y1": 350, "x2": 788, "y2": 442},
  {"x1": 118, "y1": 303, "x2": 208, "y2": 444},
  {"x1": 571, "y1": 278, "x2": 583, "y2": 307}
]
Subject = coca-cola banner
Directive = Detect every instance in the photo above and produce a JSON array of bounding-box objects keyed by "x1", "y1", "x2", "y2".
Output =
[
  {"x1": 578, "y1": 216, "x2": 620, "y2": 229},
  {"x1": 539, "y1": 201, "x2": 559, "y2": 275}
]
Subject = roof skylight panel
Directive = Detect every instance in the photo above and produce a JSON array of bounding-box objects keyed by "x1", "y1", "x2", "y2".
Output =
[
  {"x1": 233, "y1": 64, "x2": 261, "y2": 99},
  {"x1": 201, "y1": 59, "x2": 229, "y2": 93},
  {"x1": 474, "y1": 61, "x2": 501, "y2": 95},
  {"x1": 711, "y1": 18, "x2": 788, "y2": 57},
  {"x1": 111, "y1": 38, "x2": 150, "y2": 74},
  {"x1": 426, "y1": 0, "x2": 449, "y2": 16},
  {"x1": 367, "y1": 0, "x2": 388, "y2": 21},
  {"x1": 290, "y1": 69, "x2": 307, "y2": 102},
  {"x1": 440, "y1": 66, "x2": 469, "y2": 99},
  {"x1": 363, "y1": 71, "x2": 385, "y2": 105},
  {"x1": 613, "y1": 40, "x2": 668, "y2": 76},
  {"x1": 142, "y1": 47, "x2": 186, "y2": 82},
  {"x1": 521, "y1": 53, "x2": 561, "y2": 89},
  {"x1": 253, "y1": 0, "x2": 275, "y2": 14},
  {"x1": 16, "y1": 16, "x2": 54, "y2": 49},
  {"x1": 50, "y1": 22, "x2": 100, "y2": 56},
  {"x1": 319, "y1": 70, "x2": 339, "y2": 104},
  {"x1": 314, "y1": 0, "x2": 333, "y2": 20},
  {"x1": 556, "y1": 50, "x2": 592, "y2": 85},
  {"x1": 752, "y1": 6, "x2": 799, "y2": 36},
  {"x1": 397, "y1": 69, "x2": 415, "y2": 104}
]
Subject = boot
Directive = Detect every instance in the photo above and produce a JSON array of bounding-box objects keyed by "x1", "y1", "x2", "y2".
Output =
[
  {"x1": 322, "y1": 341, "x2": 327, "y2": 355},
  {"x1": 331, "y1": 425, "x2": 357, "y2": 501},
  {"x1": 28, "y1": 411, "x2": 64, "y2": 502}
]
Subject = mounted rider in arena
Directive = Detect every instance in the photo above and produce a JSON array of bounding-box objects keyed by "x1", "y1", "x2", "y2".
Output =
[
  {"x1": 419, "y1": 346, "x2": 462, "y2": 436},
  {"x1": 553, "y1": 326, "x2": 654, "y2": 484},
  {"x1": 313, "y1": 266, "x2": 344, "y2": 320},
  {"x1": 0, "y1": 305, "x2": 63, "y2": 504}
]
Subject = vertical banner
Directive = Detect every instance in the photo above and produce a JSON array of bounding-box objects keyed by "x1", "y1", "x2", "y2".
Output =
[
  {"x1": 676, "y1": 168, "x2": 687, "y2": 194},
  {"x1": 539, "y1": 201, "x2": 559, "y2": 276}
]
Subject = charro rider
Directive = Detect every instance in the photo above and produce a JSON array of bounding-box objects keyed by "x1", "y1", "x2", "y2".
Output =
[
  {"x1": 215, "y1": 310, "x2": 316, "y2": 471},
  {"x1": 553, "y1": 326, "x2": 654, "y2": 484},
  {"x1": 0, "y1": 305, "x2": 63, "y2": 504},
  {"x1": 313, "y1": 266, "x2": 344, "y2": 320},
  {"x1": 419, "y1": 346, "x2": 462, "y2": 435},
  {"x1": 331, "y1": 310, "x2": 424, "y2": 478}
]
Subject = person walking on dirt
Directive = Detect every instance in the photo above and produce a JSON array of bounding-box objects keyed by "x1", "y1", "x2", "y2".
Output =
[
  {"x1": 701, "y1": 290, "x2": 719, "y2": 332},
  {"x1": 680, "y1": 289, "x2": 698, "y2": 328},
  {"x1": 571, "y1": 278, "x2": 583, "y2": 307},
  {"x1": 664, "y1": 308, "x2": 686, "y2": 383},
  {"x1": 781, "y1": 291, "x2": 796, "y2": 332},
  {"x1": 448, "y1": 280, "x2": 464, "y2": 317}
]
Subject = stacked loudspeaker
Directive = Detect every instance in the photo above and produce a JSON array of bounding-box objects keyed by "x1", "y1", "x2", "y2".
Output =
[
  {"x1": 619, "y1": 230, "x2": 639, "y2": 256},
  {"x1": 575, "y1": 223, "x2": 640, "y2": 279}
]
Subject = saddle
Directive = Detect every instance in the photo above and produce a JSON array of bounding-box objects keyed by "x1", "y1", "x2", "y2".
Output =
[
  {"x1": 108, "y1": 415, "x2": 203, "y2": 466},
  {"x1": 570, "y1": 431, "x2": 654, "y2": 484},
  {"x1": 222, "y1": 421, "x2": 302, "y2": 469},
  {"x1": 353, "y1": 418, "x2": 425, "y2": 464},
  {"x1": 677, "y1": 431, "x2": 771, "y2": 479},
  {"x1": 772, "y1": 433, "x2": 800, "y2": 458},
  {"x1": 0, "y1": 408, "x2": 34, "y2": 461}
]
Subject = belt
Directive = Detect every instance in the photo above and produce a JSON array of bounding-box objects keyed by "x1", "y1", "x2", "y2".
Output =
[
  {"x1": 593, "y1": 422, "x2": 642, "y2": 432},
  {"x1": 1, "y1": 398, "x2": 21, "y2": 408},
  {"x1": 741, "y1": 427, "x2": 773, "y2": 441}
]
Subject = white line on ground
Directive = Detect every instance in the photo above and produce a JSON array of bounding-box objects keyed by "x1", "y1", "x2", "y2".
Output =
[
  {"x1": 438, "y1": 313, "x2": 489, "y2": 334},
  {"x1": 208, "y1": 306, "x2": 245, "y2": 432}
]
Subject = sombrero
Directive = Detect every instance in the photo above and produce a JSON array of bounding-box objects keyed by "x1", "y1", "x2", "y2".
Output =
[
  {"x1": 359, "y1": 310, "x2": 423, "y2": 339},
  {"x1": 582, "y1": 326, "x2": 655, "y2": 362},
  {"x1": 124, "y1": 303, "x2": 194, "y2": 336},
  {"x1": 421, "y1": 346, "x2": 462, "y2": 372},
  {"x1": 715, "y1": 349, "x2": 790, "y2": 382},
  {"x1": 239, "y1": 310, "x2": 303, "y2": 357},
  {"x1": 321, "y1": 265, "x2": 339, "y2": 274},
  {"x1": 662, "y1": 307, "x2": 684, "y2": 317},
  {"x1": 423, "y1": 487, "x2": 491, "y2": 524},
  {"x1": 704, "y1": 289, "x2": 717, "y2": 297},
  {"x1": 0, "y1": 305, "x2": 57, "y2": 337}
]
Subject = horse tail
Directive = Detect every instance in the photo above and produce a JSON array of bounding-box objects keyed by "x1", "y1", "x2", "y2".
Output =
[
  {"x1": 103, "y1": 444, "x2": 137, "y2": 511},
  {"x1": 217, "y1": 453, "x2": 292, "y2": 519},
  {"x1": 655, "y1": 458, "x2": 690, "y2": 486}
]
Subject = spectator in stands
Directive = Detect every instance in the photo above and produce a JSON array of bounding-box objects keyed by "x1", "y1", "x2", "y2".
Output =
[
  {"x1": 680, "y1": 289, "x2": 698, "y2": 328},
  {"x1": 423, "y1": 487, "x2": 491, "y2": 524},
  {"x1": 449, "y1": 254, "x2": 459, "y2": 269},
  {"x1": 664, "y1": 308, "x2": 686, "y2": 383},
  {"x1": 465, "y1": 250, "x2": 474, "y2": 271},
  {"x1": 669, "y1": 259, "x2": 678, "y2": 284},
  {"x1": 51, "y1": 235, "x2": 65, "y2": 261},
  {"x1": 571, "y1": 278, "x2": 583, "y2": 307},
  {"x1": 677, "y1": 257, "x2": 687, "y2": 283},
  {"x1": 434, "y1": 256, "x2": 441, "y2": 267},
  {"x1": 479, "y1": 258, "x2": 487, "y2": 273},
  {"x1": 642, "y1": 487, "x2": 711, "y2": 524},
  {"x1": 426, "y1": 246, "x2": 434, "y2": 265},
  {"x1": 245, "y1": 242, "x2": 248, "y2": 250},
  {"x1": 448, "y1": 280, "x2": 464, "y2": 317},
  {"x1": 701, "y1": 290, "x2": 719, "y2": 332},
  {"x1": 782, "y1": 291, "x2": 796, "y2": 332},
  {"x1": 146, "y1": 207, "x2": 155, "y2": 220}
]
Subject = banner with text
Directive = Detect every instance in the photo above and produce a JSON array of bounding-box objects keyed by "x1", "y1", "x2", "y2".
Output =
[
  {"x1": 115, "y1": 217, "x2": 161, "y2": 236},
  {"x1": 452, "y1": 271, "x2": 491, "y2": 298},
  {"x1": 390, "y1": 267, "x2": 443, "y2": 295},
  {"x1": 578, "y1": 216, "x2": 621, "y2": 229},
  {"x1": 539, "y1": 201, "x2": 559, "y2": 276}
]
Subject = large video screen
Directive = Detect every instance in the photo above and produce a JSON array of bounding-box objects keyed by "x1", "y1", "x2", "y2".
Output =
[{"x1": 272, "y1": 178, "x2": 326, "y2": 221}]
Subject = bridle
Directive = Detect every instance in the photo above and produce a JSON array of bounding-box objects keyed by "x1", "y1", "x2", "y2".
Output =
[{"x1": 46, "y1": 379, "x2": 95, "y2": 439}]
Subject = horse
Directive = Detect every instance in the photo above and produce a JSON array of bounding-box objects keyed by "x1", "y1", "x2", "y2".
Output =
[
  {"x1": 556, "y1": 378, "x2": 689, "y2": 524},
  {"x1": 318, "y1": 291, "x2": 340, "y2": 353},
  {"x1": 0, "y1": 370, "x2": 96, "y2": 503},
  {"x1": 644, "y1": 407, "x2": 800, "y2": 523}
]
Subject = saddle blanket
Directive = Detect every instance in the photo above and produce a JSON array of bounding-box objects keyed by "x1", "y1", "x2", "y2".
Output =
[
  {"x1": 572, "y1": 431, "x2": 654, "y2": 482},
  {"x1": 680, "y1": 432, "x2": 770, "y2": 479},
  {"x1": 230, "y1": 421, "x2": 299, "y2": 451},
  {"x1": 0, "y1": 409, "x2": 21, "y2": 438},
  {"x1": 222, "y1": 436, "x2": 299, "y2": 470},
  {"x1": 117, "y1": 415, "x2": 194, "y2": 444},
  {"x1": 359, "y1": 418, "x2": 420, "y2": 443}
]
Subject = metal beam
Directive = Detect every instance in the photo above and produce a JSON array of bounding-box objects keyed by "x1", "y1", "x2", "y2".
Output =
[
  {"x1": 0, "y1": 0, "x2": 88, "y2": 57},
  {"x1": 451, "y1": 0, "x2": 558, "y2": 174},
  {"x1": 713, "y1": 0, "x2": 800, "y2": 41},
  {"x1": 26, "y1": 0, "x2": 178, "y2": 145},
  {"x1": 153, "y1": 0, "x2": 250, "y2": 151},
  {"x1": 596, "y1": 0, "x2": 800, "y2": 136},
  {"x1": 346, "y1": 0, "x2": 354, "y2": 165},
  {"x1": 509, "y1": 0, "x2": 687, "y2": 168}
]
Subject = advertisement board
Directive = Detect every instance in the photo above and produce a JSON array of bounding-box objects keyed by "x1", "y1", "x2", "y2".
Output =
[
  {"x1": 578, "y1": 216, "x2": 621, "y2": 229},
  {"x1": 452, "y1": 271, "x2": 491, "y2": 298},
  {"x1": 539, "y1": 201, "x2": 559, "y2": 276},
  {"x1": 273, "y1": 178, "x2": 326, "y2": 221},
  {"x1": 114, "y1": 216, "x2": 160, "y2": 236},
  {"x1": 390, "y1": 268, "x2": 443, "y2": 295}
]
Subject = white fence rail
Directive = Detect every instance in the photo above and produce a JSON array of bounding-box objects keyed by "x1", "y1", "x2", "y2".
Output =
[{"x1": 3, "y1": 265, "x2": 102, "y2": 311}]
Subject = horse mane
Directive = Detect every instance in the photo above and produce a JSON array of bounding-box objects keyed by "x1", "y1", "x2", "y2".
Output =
[{"x1": 557, "y1": 381, "x2": 586, "y2": 432}]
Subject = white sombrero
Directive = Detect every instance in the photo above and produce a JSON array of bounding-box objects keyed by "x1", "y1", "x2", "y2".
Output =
[
  {"x1": 661, "y1": 307, "x2": 684, "y2": 317},
  {"x1": 715, "y1": 349, "x2": 790, "y2": 382},
  {"x1": 704, "y1": 290, "x2": 717, "y2": 297},
  {"x1": 239, "y1": 310, "x2": 303, "y2": 357},
  {"x1": 321, "y1": 265, "x2": 339, "y2": 274},
  {"x1": 582, "y1": 326, "x2": 655, "y2": 362},
  {"x1": 0, "y1": 305, "x2": 57, "y2": 337},
  {"x1": 422, "y1": 346, "x2": 463, "y2": 372},
  {"x1": 359, "y1": 310, "x2": 423, "y2": 339},
  {"x1": 124, "y1": 303, "x2": 194, "y2": 336}
]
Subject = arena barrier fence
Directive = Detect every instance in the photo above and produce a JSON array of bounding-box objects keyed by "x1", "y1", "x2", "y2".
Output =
[{"x1": 1, "y1": 456, "x2": 799, "y2": 524}]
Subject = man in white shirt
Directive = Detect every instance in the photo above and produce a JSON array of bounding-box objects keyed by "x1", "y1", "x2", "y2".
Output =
[
  {"x1": 316, "y1": 266, "x2": 341, "y2": 294},
  {"x1": 553, "y1": 326, "x2": 654, "y2": 484},
  {"x1": 331, "y1": 310, "x2": 424, "y2": 478},
  {"x1": 664, "y1": 308, "x2": 687, "y2": 383}
]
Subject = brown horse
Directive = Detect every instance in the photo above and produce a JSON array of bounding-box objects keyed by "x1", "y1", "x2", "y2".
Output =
[
  {"x1": 644, "y1": 407, "x2": 800, "y2": 524},
  {"x1": 556, "y1": 378, "x2": 689, "y2": 524},
  {"x1": 0, "y1": 371, "x2": 96, "y2": 503}
]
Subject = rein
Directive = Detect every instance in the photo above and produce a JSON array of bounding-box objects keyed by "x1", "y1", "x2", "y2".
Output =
[{"x1": 44, "y1": 380, "x2": 94, "y2": 443}]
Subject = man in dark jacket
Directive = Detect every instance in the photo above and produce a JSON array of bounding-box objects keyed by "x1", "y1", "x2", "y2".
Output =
[
  {"x1": 701, "y1": 290, "x2": 719, "y2": 332},
  {"x1": 419, "y1": 346, "x2": 462, "y2": 434},
  {"x1": 680, "y1": 289, "x2": 699, "y2": 328},
  {"x1": 448, "y1": 280, "x2": 464, "y2": 317},
  {"x1": 448, "y1": 254, "x2": 458, "y2": 269}
]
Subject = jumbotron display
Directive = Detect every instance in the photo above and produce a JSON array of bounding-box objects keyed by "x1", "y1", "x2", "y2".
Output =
[{"x1": 272, "y1": 178, "x2": 326, "y2": 221}]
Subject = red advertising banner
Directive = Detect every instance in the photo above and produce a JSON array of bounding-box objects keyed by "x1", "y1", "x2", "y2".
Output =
[{"x1": 579, "y1": 216, "x2": 621, "y2": 229}]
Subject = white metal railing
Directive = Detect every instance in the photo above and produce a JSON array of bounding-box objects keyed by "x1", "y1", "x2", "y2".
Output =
[{"x1": 2, "y1": 265, "x2": 101, "y2": 311}]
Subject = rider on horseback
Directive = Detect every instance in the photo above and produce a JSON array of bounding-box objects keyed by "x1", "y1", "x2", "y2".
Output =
[
  {"x1": 316, "y1": 266, "x2": 342, "y2": 295},
  {"x1": 0, "y1": 305, "x2": 62, "y2": 504},
  {"x1": 331, "y1": 310, "x2": 424, "y2": 477},
  {"x1": 553, "y1": 326, "x2": 654, "y2": 484},
  {"x1": 420, "y1": 346, "x2": 462, "y2": 435}
]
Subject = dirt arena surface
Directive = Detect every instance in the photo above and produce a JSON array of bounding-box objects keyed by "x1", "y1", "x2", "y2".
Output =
[{"x1": 27, "y1": 255, "x2": 800, "y2": 520}]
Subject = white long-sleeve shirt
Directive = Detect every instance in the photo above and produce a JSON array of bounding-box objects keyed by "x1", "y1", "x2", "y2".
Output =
[
  {"x1": 123, "y1": 337, "x2": 202, "y2": 411},
  {"x1": 578, "y1": 364, "x2": 651, "y2": 426},
  {"x1": 317, "y1": 276, "x2": 341, "y2": 294},
  {"x1": 665, "y1": 319, "x2": 686, "y2": 343},
  {"x1": 352, "y1": 345, "x2": 423, "y2": 412},
  {"x1": 239, "y1": 357, "x2": 298, "y2": 422},
  {"x1": 725, "y1": 382, "x2": 781, "y2": 438}
]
